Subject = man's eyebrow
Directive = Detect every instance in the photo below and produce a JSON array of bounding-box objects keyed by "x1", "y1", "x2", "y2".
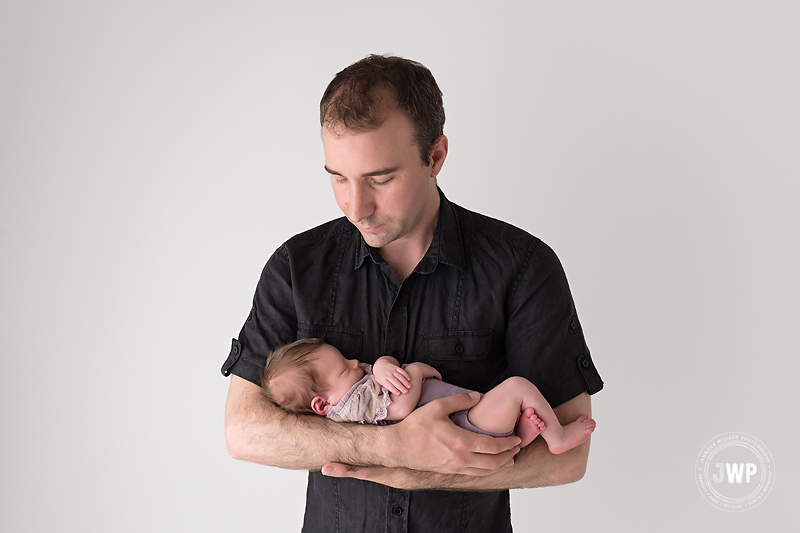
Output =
[{"x1": 324, "y1": 165, "x2": 400, "y2": 178}]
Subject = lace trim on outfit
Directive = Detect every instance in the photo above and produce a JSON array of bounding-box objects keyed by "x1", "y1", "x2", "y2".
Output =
[{"x1": 375, "y1": 387, "x2": 392, "y2": 421}]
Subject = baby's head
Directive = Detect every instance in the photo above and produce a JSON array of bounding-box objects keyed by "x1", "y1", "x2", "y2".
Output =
[
  {"x1": 261, "y1": 339, "x2": 365, "y2": 416},
  {"x1": 261, "y1": 338, "x2": 326, "y2": 414}
]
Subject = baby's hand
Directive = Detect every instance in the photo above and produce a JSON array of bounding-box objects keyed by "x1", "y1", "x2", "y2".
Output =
[
  {"x1": 373, "y1": 357, "x2": 412, "y2": 395},
  {"x1": 405, "y1": 362, "x2": 442, "y2": 381}
]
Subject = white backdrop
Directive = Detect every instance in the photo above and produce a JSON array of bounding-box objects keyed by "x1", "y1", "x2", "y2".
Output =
[{"x1": 1, "y1": 1, "x2": 797, "y2": 531}]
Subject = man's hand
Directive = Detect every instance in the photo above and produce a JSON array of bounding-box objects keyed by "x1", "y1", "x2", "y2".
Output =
[
  {"x1": 321, "y1": 464, "x2": 426, "y2": 490},
  {"x1": 326, "y1": 391, "x2": 522, "y2": 477}
]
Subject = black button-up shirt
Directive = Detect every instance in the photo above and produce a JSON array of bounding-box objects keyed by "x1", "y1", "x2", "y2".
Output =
[{"x1": 222, "y1": 189, "x2": 603, "y2": 532}]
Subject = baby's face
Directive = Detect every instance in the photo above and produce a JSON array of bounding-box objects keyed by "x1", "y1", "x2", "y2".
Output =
[{"x1": 312, "y1": 344, "x2": 365, "y2": 408}]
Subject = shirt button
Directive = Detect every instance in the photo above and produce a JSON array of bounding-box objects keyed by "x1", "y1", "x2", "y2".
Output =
[
  {"x1": 455, "y1": 344, "x2": 464, "y2": 354},
  {"x1": 581, "y1": 358, "x2": 590, "y2": 368},
  {"x1": 232, "y1": 344, "x2": 240, "y2": 355},
  {"x1": 393, "y1": 506, "x2": 403, "y2": 515},
  {"x1": 570, "y1": 320, "x2": 577, "y2": 331}
]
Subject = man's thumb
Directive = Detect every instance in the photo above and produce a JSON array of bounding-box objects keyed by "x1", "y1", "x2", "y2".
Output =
[
  {"x1": 445, "y1": 391, "x2": 480, "y2": 411},
  {"x1": 321, "y1": 463, "x2": 347, "y2": 477}
]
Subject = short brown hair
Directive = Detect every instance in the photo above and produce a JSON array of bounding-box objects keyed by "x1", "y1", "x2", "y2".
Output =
[
  {"x1": 261, "y1": 338, "x2": 326, "y2": 414},
  {"x1": 320, "y1": 54, "x2": 445, "y2": 165}
]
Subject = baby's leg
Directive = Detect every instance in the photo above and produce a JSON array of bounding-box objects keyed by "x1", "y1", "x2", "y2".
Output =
[
  {"x1": 466, "y1": 377, "x2": 544, "y2": 446},
  {"x1": 467, "y1": 377, "x2": 595, "y2": 453}
]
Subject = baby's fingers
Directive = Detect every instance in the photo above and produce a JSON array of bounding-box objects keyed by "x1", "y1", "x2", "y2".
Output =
[
  {"x1": 384, "y1": 382, "x2": 403, "y2": 395},
  {"x1": 385, "y1": 379, "x2": 408, "y2": 395},
  {"x1": 392, "y1": 370, "x2": 412, "y2": 390}
]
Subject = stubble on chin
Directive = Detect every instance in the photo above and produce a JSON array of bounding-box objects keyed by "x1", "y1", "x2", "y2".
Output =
[{"x1": 360, "y1": 232, "x2": 392, "y2": 249}]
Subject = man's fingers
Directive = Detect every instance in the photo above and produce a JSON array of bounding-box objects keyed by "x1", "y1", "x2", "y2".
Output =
[
  {"x1": 421, "y1": 392, "x2": 523, "y2": 451},
  {"x1": 450, "y1": 445, "x2": 521, "y2": 474},
  {"x1": 457, "y1": 458, "x2": 516, "y2": 477},
  {"x1": 469, "y1": 434, "x2": 523, "y2": 455},
  {"x1": 322, "y1": 462, "x2": 386, "y2": 482},
  {"x1": 429, "y1": 391, "x2": 482, "y2": 414},
  {"x1": 321, "y1": 462, "x2": 351, "y2": 477},
  {"x1": 320, "y1": 458, "x2": 516, "y2": 485},
  {"x1": 392, "y1": 392, "x2": 527, "y2": 475},
  {"x1": 322, "y1": 462, "x2": 379, "y2": 479}
]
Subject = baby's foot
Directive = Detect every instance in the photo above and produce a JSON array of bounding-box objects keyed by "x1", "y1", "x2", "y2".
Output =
[
  {"x1": 548, "y1": 413, "x2": 596, "y2": 454},
  {"x1": 516, "y1": 407, "x2": 546, "y2": 447}
]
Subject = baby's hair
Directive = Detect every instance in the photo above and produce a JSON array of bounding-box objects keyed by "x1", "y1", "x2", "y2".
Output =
[{"x1": 261, "y1": 338, "x2": 327, "y2": 414}]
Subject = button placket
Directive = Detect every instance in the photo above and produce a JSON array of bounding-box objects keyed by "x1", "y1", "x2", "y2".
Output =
[{"x1": 386, "y1": 488, "x2": 409, "y2": 533}]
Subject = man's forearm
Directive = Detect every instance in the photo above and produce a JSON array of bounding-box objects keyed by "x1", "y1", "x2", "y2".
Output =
[
  {"x1": 224, "y1": 375, "x2": 389, "y2": 469},
  {"x1": 227, "y1": 377, "x2": 524, "y2": 476},
  {"x1": 353, "y1": 434, "x2": 589, "y2": 492}
]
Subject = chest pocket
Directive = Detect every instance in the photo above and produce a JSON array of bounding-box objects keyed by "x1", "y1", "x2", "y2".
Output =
[
  {"x1": 297, "y1": 324, "x2": 363, "y2": 359},
  {"x1": 422, "y1": 329, "x2": 501, "y2": 392}
]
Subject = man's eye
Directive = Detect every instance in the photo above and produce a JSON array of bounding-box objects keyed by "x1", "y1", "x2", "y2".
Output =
[{"x1": 373, "y1": 177, "x2": 393, "y2": 186}]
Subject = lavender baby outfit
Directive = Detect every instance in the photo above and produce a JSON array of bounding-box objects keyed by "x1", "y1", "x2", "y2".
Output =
[{"x1": 326, "y1": 363, "x2": 512, "y2": 437}]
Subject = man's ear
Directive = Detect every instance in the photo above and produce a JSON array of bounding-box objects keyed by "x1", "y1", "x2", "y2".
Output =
[
  {"x1": 429, "y1": 134, "x2": 448, "y2": 178},
  {"x1": 311, "y1": 396, "x2": 330, "y2": 416}
]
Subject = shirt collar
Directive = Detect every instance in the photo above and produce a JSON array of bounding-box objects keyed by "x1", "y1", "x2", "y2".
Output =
[{"x1": 353, "y1": 188, "x2": 466, "y2": 272}]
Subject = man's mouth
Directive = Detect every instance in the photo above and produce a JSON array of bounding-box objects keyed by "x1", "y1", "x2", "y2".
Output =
[{"x1": 359, "y1": 224, "x2": 384, "y2": 234}]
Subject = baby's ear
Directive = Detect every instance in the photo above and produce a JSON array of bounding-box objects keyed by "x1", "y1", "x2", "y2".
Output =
[{"x1": 311, "y1": 396, "x2": 329, "y2": 416}]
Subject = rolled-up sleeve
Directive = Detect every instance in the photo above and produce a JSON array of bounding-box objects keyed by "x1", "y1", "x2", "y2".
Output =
[
  {"x1": 220, "y1": 245, "x2": 297, "y2": 385},
  {"x1": 504, "y1": 239, "x2": 603, "y2": 407}
]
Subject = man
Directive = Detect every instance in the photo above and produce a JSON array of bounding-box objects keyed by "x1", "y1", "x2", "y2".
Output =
[{"x1": 222, "y1": 54, "x2": 603, "y2": 532}]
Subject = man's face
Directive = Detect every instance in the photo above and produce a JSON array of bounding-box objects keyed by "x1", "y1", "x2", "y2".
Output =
[{"x1": 322, "y1": 108, "x2": 441, "y2": 250}]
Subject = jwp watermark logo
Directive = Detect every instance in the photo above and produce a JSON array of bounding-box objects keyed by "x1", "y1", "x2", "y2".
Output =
[{"x1": 695, "y1": 433, "x2": 774, "y2": 511}]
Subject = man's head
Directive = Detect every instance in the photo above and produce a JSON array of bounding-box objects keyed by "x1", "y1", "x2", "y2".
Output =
[
  {"x1": 320, "y1": 54, "x2": 445, "y2": 166},
  {"x1": 261, "y1": 339, "x2": 365, "y2": 416},
  {"x1": 320, "y1": 55, "x2": 449, "y2": 251}
]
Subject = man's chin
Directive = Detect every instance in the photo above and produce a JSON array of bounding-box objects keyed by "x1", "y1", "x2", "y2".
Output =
[{"x1": 360, "y1": 231, "x2": 394, "y2": 249}]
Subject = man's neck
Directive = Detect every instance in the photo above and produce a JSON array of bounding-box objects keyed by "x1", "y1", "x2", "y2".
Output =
[{"x1": 379, "y1": 193, "x2": 440, "y2": 282}]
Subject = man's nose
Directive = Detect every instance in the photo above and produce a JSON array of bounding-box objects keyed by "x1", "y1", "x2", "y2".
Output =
[{"x1": 348, "y1": 183, "x2": 375, "y2": 223}]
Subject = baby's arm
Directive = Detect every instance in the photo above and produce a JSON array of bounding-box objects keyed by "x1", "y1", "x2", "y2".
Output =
[
  {"x1": 372, "y1": 356, "x2": 412, "y2": 395},
  {"x1": 384, "y1": 362, "x2": 442, "y2": 421}
]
